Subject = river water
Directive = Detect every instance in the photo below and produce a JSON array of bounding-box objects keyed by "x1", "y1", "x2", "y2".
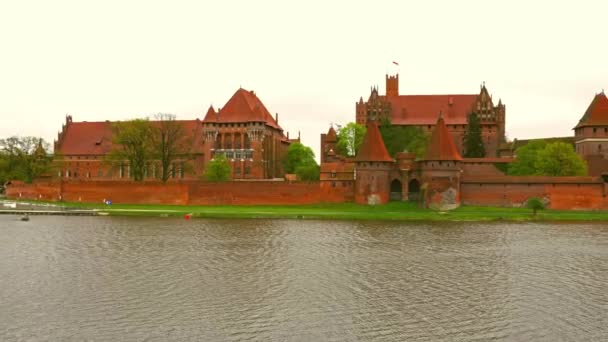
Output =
[{"x1": 0, "y1": 216, "x2": 606, "y2": 341}]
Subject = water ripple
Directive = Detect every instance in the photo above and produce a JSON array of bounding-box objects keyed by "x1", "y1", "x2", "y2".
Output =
[{"x1": 0, "y1": 216, "x2": 606, "y2": 341}]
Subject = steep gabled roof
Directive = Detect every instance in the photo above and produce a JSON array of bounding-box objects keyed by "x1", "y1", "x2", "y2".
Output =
[
  {"x1": 424, "y1": 115, "x2": 463, "y2": 161},
  {"x1": 355, "y1": 122, "x2": 393, "y2": 162},
  {"x1": 56, "y1": 121, "x2": 113, "y2": 155},
  {"x1": 386, "y1": 94, "x2": 477, "y2": 125},
  {"x1": 56, "y1": 119, "x2": 205, "y2": 156},
  {"x1": 204, "y1": 88, "x2": 281, "y2": 129},
  {"x1": 575, "y1": 92, "x2": 608, "y2": 128}
]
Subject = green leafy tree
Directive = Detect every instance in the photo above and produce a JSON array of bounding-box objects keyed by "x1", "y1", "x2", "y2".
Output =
[
  {"x1": 526, "y1": 197, "x2": 545, "y2": 216},
  {"x1": 150, "y1": 113, "x2": 191, "y2": 182},
  {"x1": 534, "y1": 142, "x2": 587, "y2": 176},
  {"x1": 0, "y1": 136, "x2": 52, "y2": 184},
  {"x1": 336, "y1": 122, "x2": 366, "y2": 157},
  {"x1": 379, "y1": 122, "x2": 429, "y2": 158},
  {"x1": 463, "y1": 112, "x2": 486, "y2": 157},
  {"x1": 284, "y1": 142, "x2": 319, "y2": 180},
  {"x1": 284, "y1": 142, "x2": 316, "y2": 173},
  {"x1": 295, "y1": 164, "x2": 320, "y2": 181},
  {"x1": 509, "y1": 141, "x2": 587, "y2": 176},
  {"x1": 508, "y1": 140, "x2": 547, "y2": 175},
  {"x1": 205, "y1": 154, "x2": 231, "y2": 181},
  {"x1": 107, "y1": 119, "x2": 153, "y2": 181}
]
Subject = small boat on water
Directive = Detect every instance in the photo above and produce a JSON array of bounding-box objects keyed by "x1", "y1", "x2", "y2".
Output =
[{"x1": 20, "y1": 214, "x2": 29, "y2": 222}]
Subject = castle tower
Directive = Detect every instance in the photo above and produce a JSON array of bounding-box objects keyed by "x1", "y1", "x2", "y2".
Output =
[
  {"x1": 320, "y1": 125, "x2": 338, "y2": 163},
  {"x1": 386, "y1": 74, "x2": 399, "y2": 97},
  {"x1": 354, "y1": 121, "x2": 394, "y2": 205},
  {"x1": 574, "y1": 91, "x2": 608, "y2": 175},
  {"x1": 421, "y1": 113, "x2": 463, "y2": 210}
]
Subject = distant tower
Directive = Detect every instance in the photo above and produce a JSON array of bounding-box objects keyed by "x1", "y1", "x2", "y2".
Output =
[
  {"x1": 574, "y1": 92, "x2": 608, "y2": 175},
  {"x1": 386, "y1": 74, "x2": 399, "y2": 97}
]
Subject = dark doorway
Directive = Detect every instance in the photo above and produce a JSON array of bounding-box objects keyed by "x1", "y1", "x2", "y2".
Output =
[
  {"x1": 408, "y1": 179, "x2": 421, "y2": 201},
  {"x1": 390, "y1": 179, "x2": 402, "y2": 201}
]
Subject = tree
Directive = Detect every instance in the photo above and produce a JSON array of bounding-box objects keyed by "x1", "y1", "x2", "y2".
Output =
[
  {"x1": 534, "y1": 142, "x2": 587, "y2": 176},
  {"x1": 336, "y1": 122, "x2": 366, "y2": 157},
  {"x1": 284, "y1": 142, "x2": 316, "y2": 173},
  {"x1": 379, "y1": 120, "x2": 429, "y2": 158},
  {"x1": 0, "y1": 136, "x2": 52, "y2": 184},
  {"x1": 284, "y1": 142, "x2": 319, "y2": 180},
  {"x1": 205, "y1": 155, "x2": 231, "y2": 181},
  {"x1": 463, "y1": 112, "x2": 486, "y2": 157},
  {"x1": 107, "y1": 119, "x2": 153, "y2": 181},
  {"x1": 295, "y1": 164, "x2": 320, "y2": 181},
  {"x1": 508, "y1": 140, "x2": 547, "y2": 176},
  {"x1": 526, "y1": 197, "x2": 545, "y2": 216},
  {"x1": 508, "y1": 140, "x2": 587, "y2": 176},
  {"x1": 150, "y1": 113, "x2": 191, "y2": 182}
]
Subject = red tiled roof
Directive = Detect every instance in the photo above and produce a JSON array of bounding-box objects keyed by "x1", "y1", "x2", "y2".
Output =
[
  {"x1": 205, "y1": 88, "x2": 282, "y2": 130},
  {"x1": 56, "y1": 121, "x2": 113, "y2": 155},
  {"x1": 424, "y1": 115, "x2": 463, "y2": 161},
  {"x1": 56, "y1": 119, "x2": 205, "y2": 156},
  {"x1": 326, "y1": 126, "x2": 337, "y2": 141},
  {"x1": 386, "y1": 94, "x2": 477, "y2": 125},
  {"x1": 575, "y1": 92, "x2": 608, "y2": 128},
  {"x1": 203, "y1": 105, "x2": 217, "y2": 122},
  {"x1": 355, "y1": 122, "x2": 393, "y2": 162}
]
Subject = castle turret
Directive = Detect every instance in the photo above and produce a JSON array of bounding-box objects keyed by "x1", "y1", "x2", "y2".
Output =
[
  {"x1": 320, "y1": 125, "x2": 339, "y2": 163},
  {"x1": 574, "y1": 91, "x2": 608, "y2": 175},
  {"x1": 421, "y1": 113, "x2": 463, "y2": 210},
  {"x1": 386, "y1": 73, "x2": 399, "y2": 97},
  {"x1": 354, "y1": 121, "x2": 394, "y2": 205}
]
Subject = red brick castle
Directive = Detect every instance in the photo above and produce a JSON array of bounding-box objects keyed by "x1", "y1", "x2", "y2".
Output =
[{"x1": 53, "y1": 88, "x2": 295, "y2": 181}]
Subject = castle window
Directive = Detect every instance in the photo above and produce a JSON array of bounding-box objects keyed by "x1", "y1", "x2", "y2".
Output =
[
  {"x1": 599, "y1": 145, "x2": 602, "y2": 152},
  {"x1": 331, "y1": 171, "x2": 336, "y2": 178},
  {"x1": 593, "y1": 128, "x2": 597, "y2": 134}
]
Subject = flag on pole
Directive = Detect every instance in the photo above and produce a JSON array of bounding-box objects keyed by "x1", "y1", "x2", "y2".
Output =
[{"x1": 392, "y1": 61, "x2": 399, "y2": 66}]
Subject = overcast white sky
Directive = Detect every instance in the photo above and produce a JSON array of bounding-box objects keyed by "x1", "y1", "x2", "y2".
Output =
[{"x1": 1, "y1": 0, "x2": 607, "y2": 156}]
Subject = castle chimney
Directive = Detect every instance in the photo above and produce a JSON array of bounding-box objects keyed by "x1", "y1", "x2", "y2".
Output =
[{"x1": 275, "y1": 113, "x2": 279, "y2": 124}]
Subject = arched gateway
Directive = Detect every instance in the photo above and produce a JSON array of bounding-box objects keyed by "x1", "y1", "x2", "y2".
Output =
[
  {"x1": 408, "y1": 179, "x2": 421, "y2": 201},
  {"x1": 390, "y1": 179, "x2": 402, "y2": 201}
]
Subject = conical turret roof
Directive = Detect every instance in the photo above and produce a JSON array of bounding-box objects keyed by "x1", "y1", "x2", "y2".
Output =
[
  {"x1": 575, "y1": 92, "x2": 608, "y2": 128},
  {"x1": 326, "y1": 126, "x2": 337, "y2": 142},
  {"x1": 355, "y1": 122, "x2": 393, "y2": 162},
  {"x1": 424, "y1": 114, "x2": 462, "y2": 161},
  {"x1": 203, "y1": 105, "x2": 217, "y2": 122}
]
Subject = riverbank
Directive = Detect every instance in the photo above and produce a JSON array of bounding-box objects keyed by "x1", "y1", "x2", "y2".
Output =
[{"x1": 5, "y1": 200, "x2": 608, "y2": 221}]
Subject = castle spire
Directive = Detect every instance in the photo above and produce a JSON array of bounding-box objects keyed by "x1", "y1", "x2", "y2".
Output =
[
  {"x1": 424, "y1": 113, "x2": 462, "y2": 161},
  {"x1": 355, "y1": 121, "x2": 393, "y2": 162}
]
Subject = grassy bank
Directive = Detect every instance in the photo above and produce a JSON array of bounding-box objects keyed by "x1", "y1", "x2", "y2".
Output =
[{"x1": 12, "y1": 200, "x2": 608, "y2": 221}]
